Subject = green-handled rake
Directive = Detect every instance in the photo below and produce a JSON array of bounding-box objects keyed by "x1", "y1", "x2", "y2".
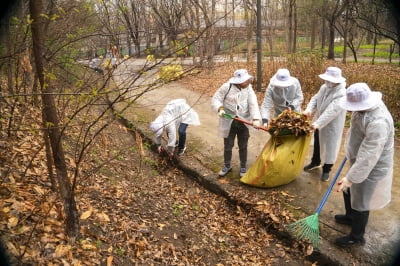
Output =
[
  {"x1": 286, "y1": 157, "x2": 347, "y2": 248},
  {"x1": 222, "y1": 113, "x2": 269, "y2": 132}
]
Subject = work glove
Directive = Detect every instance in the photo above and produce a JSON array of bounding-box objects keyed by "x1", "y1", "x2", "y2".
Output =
[
  {"x1": 337, "y1": 177, "x2": 352, "y2": 192},
  {"x1": 252, "y1": 119, "x2": 260, "y2": 128},
  {"x1": 303, "y1": 110, "x2": 311, "y2": 117},
  {"x1": 218, "y1": 108, "x2": 226, "y2": 117},
  {"x1": 312, "y1": 123, "x2": 319, "y2": 130},
  {"x1": 157, "y1": 145, "x2": 164, "y2": 154},
  {"x1": 262, "y1": 118, "x2": 268, "y2": 127}
]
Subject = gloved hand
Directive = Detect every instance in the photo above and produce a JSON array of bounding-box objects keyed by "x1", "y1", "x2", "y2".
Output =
[
  {"x1": 337, "y1": 177, "x2": 352, "y2": 192},
  {"x1": 157, "y1": 145, "x2": 164, "y2": 154},
  {"x1": 312, "y1": 123, "x2": 319, "y2": 130},
  {"x1": 262, "y1": 118, "x2": 268, "y2": 127},
  {"x1": 252, "y1": 119, "x2": 260, "y2": 128},
  {"x1": 218, "y1": 108, "x2": 226, "y2": 117},
  {"x1": 303, "y1": 110, "x2": 311, "y2": 117}
]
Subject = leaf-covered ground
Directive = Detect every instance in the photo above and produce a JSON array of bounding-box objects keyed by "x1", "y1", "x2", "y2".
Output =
[{"x1": 0, "y1": 101, "x2": 312, "y2": 265}]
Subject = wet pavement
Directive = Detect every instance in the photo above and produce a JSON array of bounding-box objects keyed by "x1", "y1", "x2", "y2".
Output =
[{"x1": 112, "y1": 59, "x2": 400, "y2": 265}]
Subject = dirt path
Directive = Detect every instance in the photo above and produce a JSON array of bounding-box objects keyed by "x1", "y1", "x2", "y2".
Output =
[{"x1": 113, "y1": 58, "x2": 400, "y2": 265}]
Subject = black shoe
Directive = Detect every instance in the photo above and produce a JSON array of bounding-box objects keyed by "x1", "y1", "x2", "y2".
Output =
[
  {"x1": 320, "y1": 172, "x2": 330, "y2": 182},
  {"x1": 304, "y1": 162, "x2": 321, "y2": 171},
  {"x1": 335, "y1": 235, "x2": 365, "y2": 247},
  {"x1": 334, "y1": 214, "x2": 352, "y2": 225}
]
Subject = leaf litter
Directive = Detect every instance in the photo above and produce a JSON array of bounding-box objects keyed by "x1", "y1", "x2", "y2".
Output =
[{"x1": 0, "y1": 75, "x2": 317, "y2": 265}]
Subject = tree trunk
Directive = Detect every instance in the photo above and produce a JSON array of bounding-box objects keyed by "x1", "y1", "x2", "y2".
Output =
[
  {"x1": 292, "y1": 0, "x2": 297, "y2": 53},
  {"x1": 350, "y1": 46, "x2": 358, "y2": 62},
  {"x1": 288, "y1": 0, "x2": 293, "y2": 53},
  {"x1": 372, "y1": 31, "x2": 377, "y2": 65},
  {"x1": 321, "y1": 17, "x2": 326, "y2": 49},
  {"x1": 327, "y1": 20, "x2": 335, "y2": 59},
  {"x1": 5, "y1": 23, "x2": 13, "y2": 94},
  {"x1": 310, "y1": 0, "x2": 316, "y2": 50},
  {"x1": 232, "y1": 0, "x2": 235, "y2": 27},
  {"x1": 126, "y1": 35, "x2": 131, "y2": 57},
  {"x1": 224, "y1": 0, "x2": 228, "y2": 27},
  {"x1": 42, "y1": 111, "x2": 57, "y2": 192},
  {"x1": 206, "y1": 0, "x2": 216, "y2": 67},
  {"x1": 372, "y1": 7, "x2": 379, "y2": 65},
  {"x1": 29, "y1": 0, "x2": 79, "y2": 240},
  {"x1": 342, "y1": 7, "x2": 349, "y2": 63},
  {"x1": 245, "y1": 0, "x2": 254, "y2": 63}
]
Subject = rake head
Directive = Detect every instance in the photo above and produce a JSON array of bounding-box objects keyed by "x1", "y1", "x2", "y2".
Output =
[{"x1": 285, "y1": 213, "x2": 320, "y2": 248}]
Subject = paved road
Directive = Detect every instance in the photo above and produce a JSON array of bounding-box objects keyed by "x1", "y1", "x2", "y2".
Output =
[{"x1": 112, "y1": 58, "x2": 400, "y2": 265}]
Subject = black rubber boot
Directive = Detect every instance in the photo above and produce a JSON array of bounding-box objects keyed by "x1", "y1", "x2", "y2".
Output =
[
  {"x1": 335, "y1": 210, "x2": 369, "y2": 247},
  {"x1": 350, "y1": 210, "x2": 369, "y2": 241},
  {"x1": 335, "y1": 190, "x2": 353, "y2": 225}
]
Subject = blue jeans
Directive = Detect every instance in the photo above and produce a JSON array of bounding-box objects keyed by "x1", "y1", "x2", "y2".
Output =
[
  {"x1": 178, "y1": 123, "x2": 188, "y2": 150},
  {"x1": 223, "y1": 120, "x2": 249, "y2": 169}
]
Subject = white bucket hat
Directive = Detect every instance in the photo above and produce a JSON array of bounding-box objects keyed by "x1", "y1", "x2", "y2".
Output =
[
  {"x1": 229, "y1": 69, "x2": 253, "y2": 84},
  {"x1": 319, "y1": 67, "x2": 346, "y2": 83},
  {"x1": 340, "y1": 82, "x2": 382, "y2": 111},
  {"x1": 270, "y1": 68, "x2": 295, "y2": 87}
]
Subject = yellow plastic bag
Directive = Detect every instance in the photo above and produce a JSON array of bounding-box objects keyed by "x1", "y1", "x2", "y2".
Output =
[{"x1": 240, "y1": 134, "x2": 311, "y2": 188}]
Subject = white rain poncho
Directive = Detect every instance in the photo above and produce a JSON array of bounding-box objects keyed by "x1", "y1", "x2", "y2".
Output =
[
  {"x1": 150, "y1": 99, "x2": 200, "y2": 149},
  {"x1": 304, "y1": 83, "x2": 346, "y2": 164},
  {"x1": 211, "y1": 83, "x2": 261, "y2": 138},
  {"x1": 345, "y1": 101, "x2": 394, "y2": 211},
  {"x1": 260, "y1": 78, "x2": 303, "y2": 121}
]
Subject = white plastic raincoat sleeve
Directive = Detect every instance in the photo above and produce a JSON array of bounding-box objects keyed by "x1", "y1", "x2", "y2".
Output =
[
  {"x1": 247, "y1": 87, "x2": 262, "y2": 121},
  {"x1": 182, "y1": 108, "x2": 201, "y2": 126},
  {"x1": 304, "y1": 90, "x2": 320, "y2": 114},
  {"x1": 260, "y1": 84, "x2": 274, "y2": 121},
  {"x1": 345, "y1": 103, "x2": 394, "y2": 211},
  {"x1": 211, "y1": 83, "x2": 234, "y2": 138},
  {"x1": 304, "y1": 84, "x2": 346, "y2": 164},
  {"x1": 291, "y1": 79, "x2": 304, "y2": 111},
  {"x1": 260, "y1": 79, "x2": 303, "y2": 121},
  {"x1": 313, "y1": 92, "x2": 345, "y2": 129},
  {"x1": 211, "y1": 83, "x2": 230, "y2": 112},
  {"x1": 165, "y1": 122, "x2": 177, "y2": 149},
  {"x1": 211, "y1": 83, "x2": 261, "y2": 138}
]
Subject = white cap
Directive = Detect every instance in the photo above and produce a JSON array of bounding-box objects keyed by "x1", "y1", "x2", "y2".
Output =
[
  {"x1": 319, "y1": 67, "x2": 346, "y2": 83},
  {"x1": 340, "y1": 82, "x2": 382, "y2": 111},
  {"x1": 229, "y1": 69, "x2": 253, "y2": 84},
  {"x1": 270, "y1": 68, "x2": 295, "y2": 87}
]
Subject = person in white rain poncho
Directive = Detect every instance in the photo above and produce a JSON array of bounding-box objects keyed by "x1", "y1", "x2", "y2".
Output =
[
  {"x1": 303, "y1": 67, "x2": 347, "y2": 182},
  {"x1": 211, "y1": 69, "x2": 261, "y2": 178},
  {"x1": 260, "y1": 68, "x2": 303, "y2": 126},
  {"x1": 150, "y1": 99, "x2": 200, "y2": 156},
  {"x1": 335, "y1": 83, "x2": 394, "y2": 247}
]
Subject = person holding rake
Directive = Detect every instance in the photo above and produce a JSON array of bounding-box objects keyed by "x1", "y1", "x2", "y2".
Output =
[
  {"x1": 336, "y1": 83, "x2": 394, "y2": 247},
  {"x1": 211, "y1": 69, "x2": 261, "y2": 178}
]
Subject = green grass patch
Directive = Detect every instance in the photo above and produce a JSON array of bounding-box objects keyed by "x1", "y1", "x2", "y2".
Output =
[
  {"x1": 359, "y1": 44, "x2": 389, "y2": 49},
  {"x1": 362, "y1": 51, "x2": 399, "y2": 58}
]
